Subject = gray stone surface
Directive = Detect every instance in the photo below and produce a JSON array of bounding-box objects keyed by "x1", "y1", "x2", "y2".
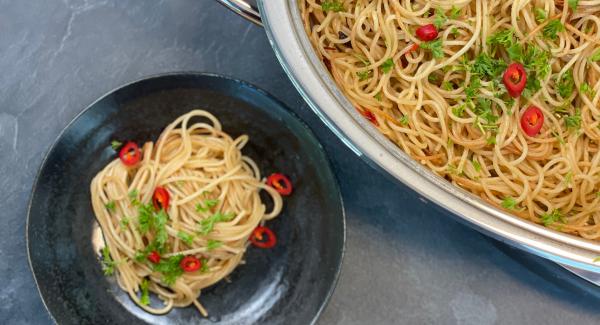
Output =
[{"x1": 1, "y1": 0, "x2": 599, "y2": 324}]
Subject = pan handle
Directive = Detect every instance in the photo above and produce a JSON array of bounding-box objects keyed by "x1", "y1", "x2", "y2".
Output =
[{"x1": 215, "y1": 0, "x2": 262, "y2": 26}]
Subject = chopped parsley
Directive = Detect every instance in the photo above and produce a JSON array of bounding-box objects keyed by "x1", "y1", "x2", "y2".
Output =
[
  {"x1": 420, "y1": 39, "x2": 443, "y2": 58},
  {"x1": 198, "y1": 211, "x2": 235, "y2": 235},
  {"x1": 449, "y1": 6, "x2": 461, "y2": 19},
  {"x1": 471, "y1": 159, "x2": 482, "y2": 172},
  {"x1": 195, "y1": 199, "x2": 219, "y2": 212},
  {"x1": 374, "y1": 92, "x2": 382, "y2": 101},
  {"x1": 200, "y1": 258, "x2": 209, "y2": 273},
  {"x1": 381, "y1": 58, "x2": 394, "y2": 73},
  {"x1": 111, "y1": 140, "x2": 122, "y2": 150},
  {"x1": 564, "y1": 172, "x2": 573, "y2": 186},
  {"x1": 153, "y1": 255, "x2": 184, "y2": 286},
  {"x1": 465, "y1": 78, "x2": 481, "y2": 100},
  {"x1": 568, "y1": 0, "x2": 579, "y2": 11},
  {"x1": 486, "y1": 136, "x2": 497, "y2": 145},
  {"x1": 177, "y1": 231, "x2": 195, "y2": 245},
  {"x1": 140, "y1": 278, "x2": 150, "y2": 306},
  {"x1": 101, "y1": 247, "x2": 116, "y2": 276},
  {"x1": 442, "y1": 81, "x2": 454, "y2": 91},
  {"x1": 556, "y1": 70, "x2": 574, "y2": 98},
  {"x1": 128, "y1": 189, "x2": 138, "y2": 200},
  {"x1": 206, "y1": 239, "x2": 223, "y2": 251},
  {"x1": 471, "y1": 52, "x2": 507, "y2": 80},
  {"x1": 501, "y1": 197, "x2": 518, "y2": 210},
  {"x1": 434, "y1": 8, "x2": 447, "y2": 29},
  {"x1": 540, "y1": 209, "x2": 564, "y2": 226},
  {"x1": 357, "y1": 70, "x2": 371, "y2": 81},
  {"x1": 105, "y1": 201, "x2": 116, "y2": 212},
  {"x1": 399, "y1": 115, "x2": 409, "y2": 126},
  {"x1": 580, "y1": 82, "x2": 596, "y2": 97},
  {"x1": 534, "y1": 8, "x2": 547, "y2": 22},
  {"x1": 451, "y1": 27, "x2": 459, "y2": 37},
  {"x1": 591, "y1": 49, "x2": 600, "y2": 62},
  {"x1": 321, "y1": 1, "x2": 344, "y2": 12},
  {"x1": 119, "y1": 217, "x2": 129, "y2": 231},
  {"x1": 137, "y1": 203, "x2": 168, "y2": 249},
  {"x1": 487, "y1": 29, "x2": 514, "y2": 48},
  {"x1": 452, "y1": 104, "x2": 466, "y2": 117},
  {"x1": 564, "y1": 109, "x2": 581, "y2": 130},
  {"x1": 542, "y1": 19, "x2": 565, "y2": 40}
]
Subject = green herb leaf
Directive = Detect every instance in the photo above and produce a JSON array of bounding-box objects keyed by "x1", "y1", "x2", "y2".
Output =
[
  {"x1": 543, "y1": 19, "x2": 565, "y2": 40},
  {"x1": 381, "y1": 58, "x2": 394, "y2": 73},
  {"x1": 556, "y1": 70, "x2": 574, "y2": 98},
  {"x1": 119, "y1": 217, "x2": 129, "y2": 231},
  {"x1": 450, "y1": 27, "x2": 459, "y2": 37},
  {"x1": 374, "y1": 92, "x2": 382, "y2": 101},
  {"x1": 449, "y1": 6, "x2": 461, "y2": 19},
  {"x1": 535, "y1": 8, "x2": 547, "y2": 22},
  {"x1": 487, "y1": 29, "x2": 515, "y2": 48},
  {"x1": 137, "y1": 203, "x2": 154, "y2": 234},
  {"x1": 471, "y1": 52, "x2": 507, "y2": 80},
  {"x1": 565, "y1": 109, "x2": 582, "y2": 130},
  {"x1": 486, "y1": 136, "x2": 497, "y2": 145},
  {"x1": 540, "y1": 209, "x2": 564, "y2": 226},
  {"x1": 105, "y1": 201, "x2": 116, "y2": 212},
  {"x1": 442, "y1": 81, "x2": 454, "y2": 91},
  {"x1": 357, "y1": 70, "x2": 371, "y2": 81},
  {"x1": 101, "y1": 247, "x2": 116, "y2": 276},
  {"x1": 472, "y1": 159, "x2": 482, "y2": 172},
  {"x1": 399, "y1": 115, "x2": 409, "y2": 126},
  {"x1": 452, "y1": 104, "x2": 466, "y2": 117},
  {"x1": 128, "y1": 189, "x2": 138, "y2": 200},
  {"x1": 564, "y1": 172, "x2": 573, "y2": 186},
  {"x1": 177, "y1": 231, "x2": 194, "y2": 246},
  {"x1": 433, "y1": 8, "x2": 447, "y2": 29},
  {"x1": 153, "y1": 255, "x2": 184, "y2": 286},
  {"x1": 198, "y1": 212, "x2": 236, "y2": 235},
  {"x1": 140, "y1": 278, "x2": 150, "y2": 306},
  {"x1": 206, "y1": 239, "x2": 222, "y2": 251},
  {"x1": 195, "y1": 199, "x2": 219, "y2": 212},
  {"x1": 111, "y1": 140, "x2": 122, "y2": 150},
  {"x1": 154, "y1": 210, "x2": 169, "y2": 247},
  {"x1": 580, "y1": 82, "x2": 596, "y2": 98},
  {"x1": 321, "y1": 0, "x2": 344, "y2": 12},
  {"x1": 591, "y1": 49, "x2": 600, "y2": 62},
  {"x1": 568, "y1": 0, "x2": 579, "y2": 11},
  {"x1": 420, "y1": 39, "x2": 443, "y2": 58},
  {"x1": 200, "y1": 258, "x2": 209, "y2": 273},
  {"x1": 501, "y1": 197, "x2": 518, "y2": 210}
]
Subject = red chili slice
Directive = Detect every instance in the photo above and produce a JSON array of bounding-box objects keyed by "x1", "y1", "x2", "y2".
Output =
[
  {"x1": 415, "y1": 24, "x2": 438, "y2": 41},
  {"x1": 250, "y1": 226, "x2": 277, "y2": 249},
  {"x1": 152, "y1": 186, "x2": 170, "y2": 211},
  {"x1": 147, "y1": 251, "x2": 160, "y2": 264},
  {"x1": 180, "y1": 256, "x2": 201, "y2": 272},
  {"x1": 118, "y1": 141, "x2": 141, "y2": 166},
  {"x1": 520, "y1": 106, "x2": 544, "y2": 137},
  {"x1": 503, "y1": 63, "x2": 527, "y2": 98},
  {"x1": 360, "y1": 108, "x2": 379, "y2": 126},
  {"x1": 266, "y1": 173, "x2": 293, "y2": 196}
]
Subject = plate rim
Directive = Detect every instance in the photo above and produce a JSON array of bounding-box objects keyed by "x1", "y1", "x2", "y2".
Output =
[{"x1": 25, "y1": 71, "x2": 347, "y2": 325}]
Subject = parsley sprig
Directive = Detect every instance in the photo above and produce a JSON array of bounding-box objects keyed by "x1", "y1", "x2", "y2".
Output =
[
  {"x1": 198, "y1": 212, "x2": 235, "y2": 235},
  {"x1": 101, "y1": 247, "x2": 117, "y2": 276}
]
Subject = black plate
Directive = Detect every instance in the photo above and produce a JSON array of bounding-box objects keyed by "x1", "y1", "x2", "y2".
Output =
[{"x1": 26, "y1": 73, "x2": 345, "y2": 325}]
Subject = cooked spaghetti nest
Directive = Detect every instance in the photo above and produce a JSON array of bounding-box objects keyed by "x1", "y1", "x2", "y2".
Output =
[{"x1": 91, "y1": 109, "x2": 282, "y2": 316}]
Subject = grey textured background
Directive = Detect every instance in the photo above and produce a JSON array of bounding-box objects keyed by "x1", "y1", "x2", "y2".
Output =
[{"x1": 1, "y1": 0, "x2": 600, "y2": 324}]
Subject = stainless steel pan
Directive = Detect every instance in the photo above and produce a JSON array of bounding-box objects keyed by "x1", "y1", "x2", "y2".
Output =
[{"x1": 217, "y1": 0, "x2": 600, "y2": 275}]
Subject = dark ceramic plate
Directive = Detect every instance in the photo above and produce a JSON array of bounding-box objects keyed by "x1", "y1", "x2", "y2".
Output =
[{"x1": 27, "y1": 73, "x2": 345, "y2": 325}]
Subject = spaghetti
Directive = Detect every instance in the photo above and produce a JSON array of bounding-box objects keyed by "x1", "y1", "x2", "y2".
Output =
[
  {"x1": 300, "y1": 0, "x2": 600, "y2": 238},
  {"x1": 91, "y1": 110, "x2": 283, "y2": 315}
]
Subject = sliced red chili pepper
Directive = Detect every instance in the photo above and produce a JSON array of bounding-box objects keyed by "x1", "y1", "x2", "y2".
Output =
[
  {"x1": 266, "y1": 173, "x2": 293, "y2": 196},
  {"x1": 180, "y1": 256, "x2": 201, "y2": 272},
  {"x1": 250, "y1": 226, "x2": 277, "y2": 249},
  {"x1": 118, "y1": 141, "x2": 141, "y2": 166},
  {"x1": 147, "y1": 251, "x2": 160, "y2": 264},
  {"x1": 503, "y1": 63, "x2": 527, "y2": 98},
  {"x1": 415, "y1": 24, "x2": 438, "y2": 41},
  {"x1": 361, "y1": 108, "x2": 379, "y2": 126},
  {"x1": 152, "y1": 186, "x2": 170, "y2": 211},
  {"x1": 520, "y1": 105, "x2": 544, "y2": 137}
]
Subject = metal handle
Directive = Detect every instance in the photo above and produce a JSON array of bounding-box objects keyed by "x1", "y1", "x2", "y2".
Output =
[{"x1": 216, "y1": 0, "x2": 262, "y2": 26}]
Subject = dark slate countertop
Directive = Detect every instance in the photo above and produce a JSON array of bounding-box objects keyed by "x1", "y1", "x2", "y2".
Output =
[{"x1": 2, "y1": 1, "x2": 600, "y2": 324}]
